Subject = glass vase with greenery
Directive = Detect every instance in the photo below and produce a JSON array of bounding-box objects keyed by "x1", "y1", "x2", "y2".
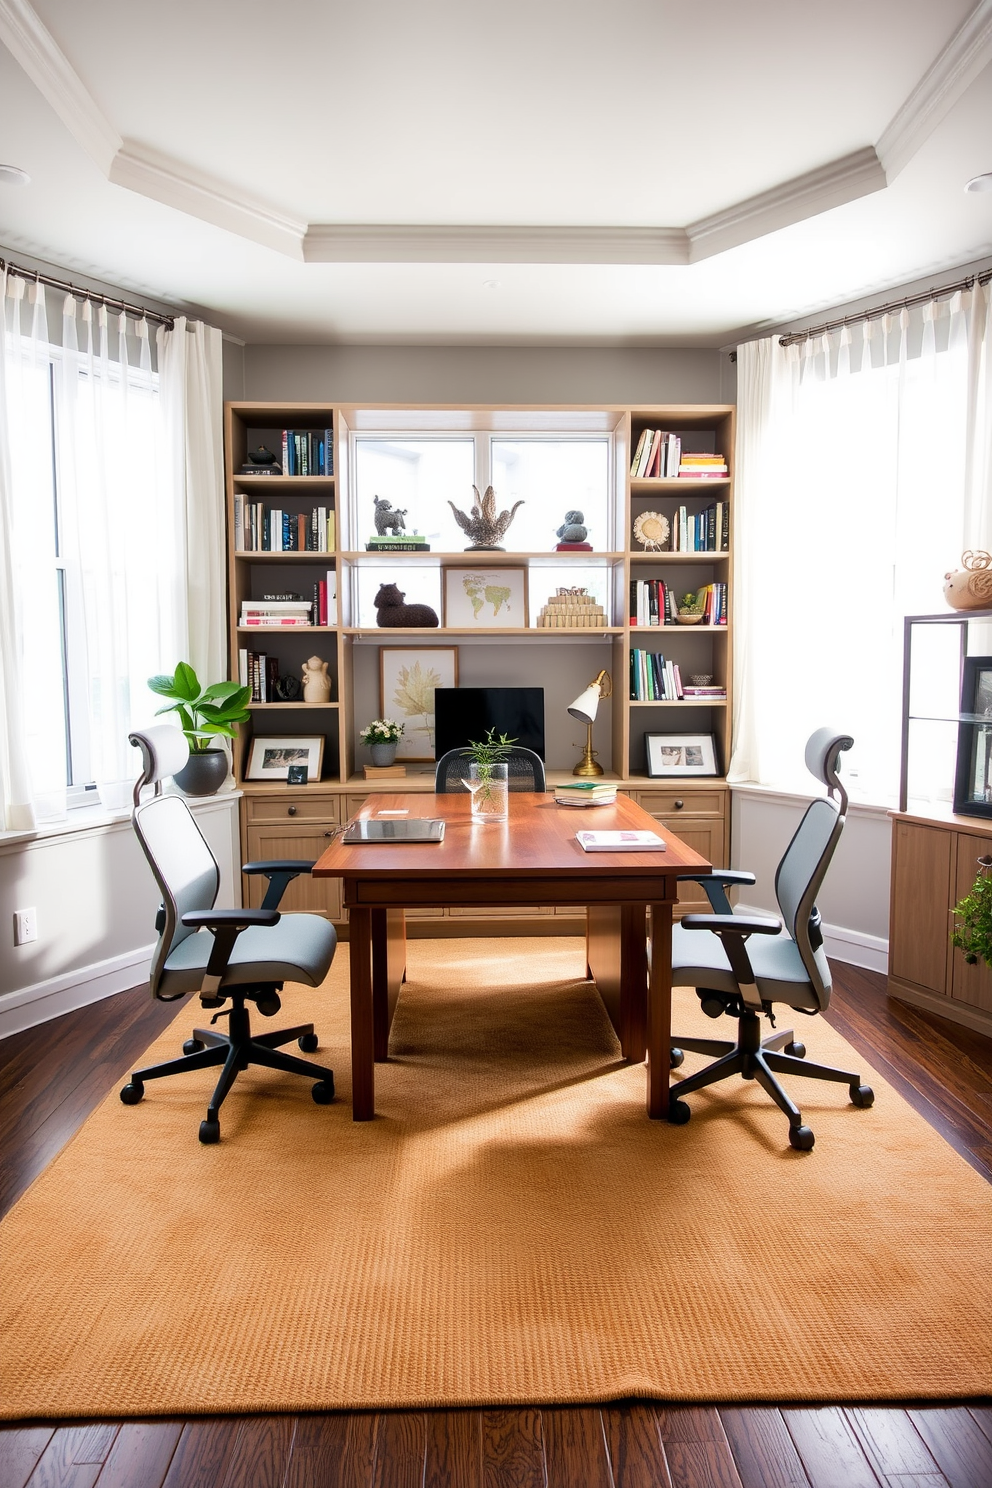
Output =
[{"x1": 460, "y1": 728, "x2": 515, "y2": 819}]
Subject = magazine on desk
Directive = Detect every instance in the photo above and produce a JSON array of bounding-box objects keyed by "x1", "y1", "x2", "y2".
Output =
[{"x1": 576, "y1": 829, "x2": 666, "y2": 852}]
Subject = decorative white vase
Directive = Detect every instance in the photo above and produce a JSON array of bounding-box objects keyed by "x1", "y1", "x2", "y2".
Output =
[{"x1": 369, "y1": 742, "x2": 398, "y2": 766}]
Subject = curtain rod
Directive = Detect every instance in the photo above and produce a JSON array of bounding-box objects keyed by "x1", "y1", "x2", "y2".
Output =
[
  {"x1": 777, "y1": 268, "x2": 992, "y2": 349},
  {"x1": 0, "y1": 255, "x2": 175, "y2": 329}
]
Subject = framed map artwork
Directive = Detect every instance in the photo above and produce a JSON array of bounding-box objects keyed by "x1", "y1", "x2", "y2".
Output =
[{"x1": 444, "y1": 568, "x2": 527, "y2": 629}]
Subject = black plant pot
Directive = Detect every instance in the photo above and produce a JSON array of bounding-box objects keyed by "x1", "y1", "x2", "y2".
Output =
[{"x1": 174, "y1": 748, "x2": 229, "y2": 797}]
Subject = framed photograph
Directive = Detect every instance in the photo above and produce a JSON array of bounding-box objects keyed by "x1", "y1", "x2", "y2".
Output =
[
  {"x1": 380, "y1": 647, "x2": 459, "y2": 761},
  {"x1": 444, "y1": 568, "x2": 527, "y2": 629},
  {"x1": 245, "y1": 735, "x2": 324, "y2": 782},
  {"x1": 645, "y1": 732, "x2": 719, "y2": 778},
  {"x1": 953, "y1": 655, "x2": 992, "y2": 817}
]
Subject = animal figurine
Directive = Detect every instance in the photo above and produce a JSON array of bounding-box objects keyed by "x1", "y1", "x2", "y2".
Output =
[
  {"x1": 373, "y1": 582, "x2": 439, "y2": 628},
  {"x1": 556, "y1": 510, "x2": 589, "y2": 543},
  {"x1": 944, "y1": 551, "x2": 992, "y2": 611},
  {"x1": 447, "y1": 485, "x2": 523, "y2": 551},
  {"x1": 373, "y1": 497, "x2": 407, "y2": 537}
]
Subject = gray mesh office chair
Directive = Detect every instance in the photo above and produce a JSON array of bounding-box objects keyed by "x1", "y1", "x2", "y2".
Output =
[
  {"x1": 120, "y1": 726, "x2": 338, "y2": 1144},
  {"x1": 667, "y1": 728, "x2": 874, "y2": 1150},
  {"x1": 434, "y1": 746, "x2": 546, "y2": 792}
]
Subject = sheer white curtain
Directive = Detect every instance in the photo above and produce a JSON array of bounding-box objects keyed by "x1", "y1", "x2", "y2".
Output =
[
  {"x1": 730, "y1": 283, "x2": 992, "y2": 805},
  {"x1": 0, "y1": 278, "x2": 226, "y2": 824}
]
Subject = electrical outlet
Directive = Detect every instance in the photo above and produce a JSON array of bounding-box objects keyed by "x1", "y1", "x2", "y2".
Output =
[{"x1": 13, "y1": 908, "x2": 37, "y2": 946}]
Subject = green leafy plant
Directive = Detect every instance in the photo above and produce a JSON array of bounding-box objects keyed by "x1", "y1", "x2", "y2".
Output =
[
  {"x1": 679, "y1": 591, "x2": 703, "y2": 614},
  {"x1": 148, "y1": 663, "x2": 251, "y2": 754},
  {"x1": 461, "y1": 727, "x2": 516, "y2": 775},
  {"x1": 951, "y1": 855, "x2": 992, "y2": 965},
  {"x1": 359, "y1": 718, "x2": 404, "y2": 745}
]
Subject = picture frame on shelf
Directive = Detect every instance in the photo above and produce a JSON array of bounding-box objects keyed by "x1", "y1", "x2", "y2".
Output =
[
  {"x1": 953, "y1": 655, "x2": 992, "y2": 817},
  {"x1": 645, "y1": 732, "x2": 718, "y2": 778},
  {"x1": 245, "y1": 735, "x2": 324, "y2": 782},
  {"x1": 444, "y1": 568, "x2": 527, "y2": 629},
  {"x1": 380, "y1": 647, "x2": 459, "y2": 761}
]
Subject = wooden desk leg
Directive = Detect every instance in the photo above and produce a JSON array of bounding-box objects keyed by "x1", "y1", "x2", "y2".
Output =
[
  {"x1": 372, "y1": 907, "x2": 407, "y2": 1061},
  {"x1": 349, "y1": 906, "x2": 375, "y2": 1121},
  {"x1": 646, "y1": 902, "x2": 673, "y2": 1119}
]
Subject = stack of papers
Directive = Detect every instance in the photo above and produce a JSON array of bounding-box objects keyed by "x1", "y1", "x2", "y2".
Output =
[{"x1": 576, "y1": 830, "x2": 666, "y2": 853}]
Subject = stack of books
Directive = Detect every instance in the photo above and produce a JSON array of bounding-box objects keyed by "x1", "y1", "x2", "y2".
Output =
[
  {"x1": 678, "y1": 453, "x2": 728, "y2": 478},
  {"x1": 240, "y1": 598, "x2": 312, "y2": 627},
  {"x1": 554, "y1": 780, "x2": 618, "y2": 807}
]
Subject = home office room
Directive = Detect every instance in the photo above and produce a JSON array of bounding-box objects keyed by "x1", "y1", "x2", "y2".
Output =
[{"x1": 1, "y1": 2, "x2": 991, "y2": 1485}]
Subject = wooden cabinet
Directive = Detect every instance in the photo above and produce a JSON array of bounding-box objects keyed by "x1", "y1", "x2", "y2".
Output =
[
  {"x1": 888, "y1": 811, "x2": 992, "y2": 1034},
  {"x1": 225, "y1": 401, "x2": 734, "y2": 931}
]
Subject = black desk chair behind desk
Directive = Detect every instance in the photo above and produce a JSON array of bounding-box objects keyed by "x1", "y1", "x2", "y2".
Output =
[
  {"x1": 120, "y1": 726, "x2": 338, "y2": 1144},
  {"x1": 434, "y1": 746, "x2": 546, "y2": 793},
  {"x1": 668, "y1": 727, "x2": 874, "y2": 1151}
]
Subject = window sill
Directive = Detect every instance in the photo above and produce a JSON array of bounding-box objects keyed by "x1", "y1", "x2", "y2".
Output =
[
  {"x1": 728, "y1": 780, "x2": 893, "y2": 822},
  {"x1": 0, "y1": 787, "x2": 242, "y2": 850}
]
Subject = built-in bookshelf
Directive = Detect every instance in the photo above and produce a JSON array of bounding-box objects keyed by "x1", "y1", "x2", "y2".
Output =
[{"x1": 224, "y1": 401, "x2": 735, "y2": 929}]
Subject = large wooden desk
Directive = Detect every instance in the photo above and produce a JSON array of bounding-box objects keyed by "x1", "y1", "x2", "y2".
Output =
[{"x1": 313, "y1": 791, "x2": 709, "y2": 1120}]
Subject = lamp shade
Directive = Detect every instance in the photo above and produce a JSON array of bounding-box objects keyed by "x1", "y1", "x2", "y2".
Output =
[{"x1": 567, "y1": 685, "x2": 601, "y2": 725}]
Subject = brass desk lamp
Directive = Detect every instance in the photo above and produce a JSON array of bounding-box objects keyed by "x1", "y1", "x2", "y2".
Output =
[{"x1": 567, "y1": 669, "x2": 612, "y2": 777}]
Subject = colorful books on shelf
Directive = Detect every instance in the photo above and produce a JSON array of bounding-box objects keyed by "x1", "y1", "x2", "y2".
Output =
[
  {"x1": 630, "y1": 579, "x2": 727, "y2": 626},
  {"x1": 630, "y1": 429, "x2": 681, "y2": 479},
  {"x1": 234, "y1": 497, "x2": 335, "y2": 553},
  {"x1": 366, "y1": 535, "x2": 430, "y2": 552},
  {"x1": 240, "y1": 598, "x2": 312, "y2": 627},
  {"x1": 555, "y1": 781, "x2": 618, "y2": 807},
  {"x1": 280, "y1": 428, "x2": 333, "y2": 477},
  {"x1": 682, "y1": 685, "x2": 727, "y2": 700},
  {"x1": 238, "y1": 649, "x2": 281, "y2": 702},
  {"x1": 311, "y1": 570, "x2": 337, "y2": 627},
  {"x1": 678, "y1": 453, "x2": 728, "y2": 478},
  {"x1": 629, "y1": 650, "x2": 684, "y2": 701},
  {"x1": 576, "y1": 829, "x2": 666, "y2": 853}
]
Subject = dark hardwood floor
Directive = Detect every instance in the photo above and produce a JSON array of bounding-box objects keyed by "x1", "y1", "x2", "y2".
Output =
[{"x1": 2, "y1": 959, "x2": 990, "y2": 1488}]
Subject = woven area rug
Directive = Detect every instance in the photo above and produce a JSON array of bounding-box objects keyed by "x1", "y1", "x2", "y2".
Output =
[{"x1": 2, "y1": 936, "x2": 990, "y2": 1419}]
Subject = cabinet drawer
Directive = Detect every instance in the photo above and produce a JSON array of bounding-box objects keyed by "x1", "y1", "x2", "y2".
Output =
[
  {"x1": 631, "y1": 787, "x2": 726, "y2": 818},
  {"x1": 244, "y1": 824, "x2": 343, "y2": 919},
  {"x1": 245, "y1": 793, "x2": 341, "y2": 825}
]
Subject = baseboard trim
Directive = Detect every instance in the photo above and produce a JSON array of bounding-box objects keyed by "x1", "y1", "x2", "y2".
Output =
[
  {"x1": 888, "y1": 978, "x2": 992, "y2": 1038},
  {"x1": 736, "y1": 902, "x2": 888, "y2": 975},
  {"x1": 0, "y1": 945, "x2": 154, "y2": 1040}
]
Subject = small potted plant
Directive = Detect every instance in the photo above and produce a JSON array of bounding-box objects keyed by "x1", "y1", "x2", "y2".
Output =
[
  {"x1": 951, "y1": 854, "x2": 992, "y2": 965},
  {"x1": 360, "y1": 717, "x2": 405, "y2": 766},
  {"x1": 148, "y1": 663, "x2": 252, "y2": 795},
  {"x1": 677, "y1": 590, "x2": 705, "y2": 625},
  {"x1": 460, "y1": 728, "x2": 515, "y2": 821}
]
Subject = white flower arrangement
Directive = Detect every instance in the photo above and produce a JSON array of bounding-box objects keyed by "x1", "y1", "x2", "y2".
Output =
[{"x1": 359, "y1": 717, "x2": 405, "y2": 745}]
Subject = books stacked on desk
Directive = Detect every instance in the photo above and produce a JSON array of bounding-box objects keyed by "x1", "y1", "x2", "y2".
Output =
[
  {"x1": 555, "y1": 781, "x2": 618, "y2": 807},
  {"x1": 576, "y1": 829, "x2": 666, "y2": 852}
]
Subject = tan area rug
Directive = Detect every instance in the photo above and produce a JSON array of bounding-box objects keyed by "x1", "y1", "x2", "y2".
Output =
[{"x1": 2, "y1": 937, "x2": 990, "y2": 1418}]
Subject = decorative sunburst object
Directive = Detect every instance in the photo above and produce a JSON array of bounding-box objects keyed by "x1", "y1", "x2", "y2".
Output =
[
  {"x1": 632, "y1": 511, "x2": 670, "y2": 551},
  {"x1": 448, "y1": 485, "x2": 524, "y2": 551}
]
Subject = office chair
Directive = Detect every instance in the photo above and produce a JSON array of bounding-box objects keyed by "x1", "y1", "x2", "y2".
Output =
[
  {"x1": 434, "y1": 746, "x2": 546, "y2": 792},
  {"x1": 667, "y1": 727, "x2": 873, "y2": 1151},
  {"x1": 120, "y1": 726, "x2": 338, "y2": 1144}
]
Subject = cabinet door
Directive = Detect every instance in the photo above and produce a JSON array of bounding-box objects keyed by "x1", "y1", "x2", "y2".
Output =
[
  {"x1": 889, "y1": 821, "x2": 952, "y2": 995},
  {"x1": 950, "y1": 832, "x2": 992, "y2": 1014},
  {"x1": 244, "y1": 823, "x2": 343, "y2": 920}
]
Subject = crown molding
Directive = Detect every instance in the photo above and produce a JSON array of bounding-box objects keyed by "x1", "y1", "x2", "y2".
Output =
[
  {"x1": 108, "y1": 144, "x2": 306, "y2": 260},
  {"x1": 303, "y1": 224, "x2": 690, "y2": 265},
  {"x1": 687, "y1": 147, "x2": 887, "y2": 262},
  {"x1": 0, "y1": 0, "x2": 120, "y2": 173},
  {"x1": 877, "y1": 0, "x2": 992, "y2": 180}
]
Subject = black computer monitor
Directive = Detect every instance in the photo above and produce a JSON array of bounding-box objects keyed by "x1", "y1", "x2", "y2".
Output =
[{"x1": 432, "y1": 687, "x2": 545, "y2": 761}]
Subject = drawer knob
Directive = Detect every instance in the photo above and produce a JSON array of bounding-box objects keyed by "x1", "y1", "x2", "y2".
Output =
[
  {"x1": 287, "y1": 805, "x2": 297, "y2": 816},
  {"x1": 324, "y1": 830, "x2": 334, "y2": 837},
  {"x1": 674, "y1": 799, "x2": 684, "y2": 810}
]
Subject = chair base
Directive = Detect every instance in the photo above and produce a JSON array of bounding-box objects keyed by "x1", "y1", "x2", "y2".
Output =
[
  {"x1": 120, "y1": 992, "x2": 335, "y2": 1143},
  {"x1": 669, "y1": 1011, "x2": 873, "y2": 1150}
]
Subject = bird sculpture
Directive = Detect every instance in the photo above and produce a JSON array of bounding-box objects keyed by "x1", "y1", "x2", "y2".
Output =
[{"x1": 447, "y1": 485, "x2": 524, "y2": 551}]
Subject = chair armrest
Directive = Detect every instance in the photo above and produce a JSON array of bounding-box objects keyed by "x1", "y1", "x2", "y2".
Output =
[
  {"x1": 679, "y1": 913, "x2": 781, "y2": 936},
  {"x1": 181, "y1": 908, "x2": 280, "y2": 985},
  {"x1": 242, "y1": 859, "x2": 317, "y2": 911},
  {"x1": 676, "y1": 870, "x2": 757, "y2": 914}
]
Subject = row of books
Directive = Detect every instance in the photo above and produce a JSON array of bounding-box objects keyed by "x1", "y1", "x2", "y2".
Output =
[
  {"x1": 282, "y1": 428, "x2": 333, "y2": 477},
  {"x1": 630, "y1": 580, "x2": 728, "y2": 626},
  {"x1": 630, "y1": 430, "x2": 729, "y2": 480},
  {"x1": 671, "y1": 501, "x2": 729, "y2": 552},
  {"x1": 630, "y1": 650, "x2": 685, "y2": 701},
  {"x1": 238, "y1": 650, "x2": 281, "y2": 702},
  {"x1": 234, "y1": 497, "x2": 335, "y2": 553}
]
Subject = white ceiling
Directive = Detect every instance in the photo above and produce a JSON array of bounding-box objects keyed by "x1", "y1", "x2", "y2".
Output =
[{"x1": 1, "y1": 0, "x2": 992, "y2": 346}]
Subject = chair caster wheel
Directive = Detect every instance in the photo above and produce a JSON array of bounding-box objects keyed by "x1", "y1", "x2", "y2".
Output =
[
  {"x1": 298, "y1": 1033, "x2": 319, "y2": 1053},
  {"x1": 850, "y1": 1083, "x2": 874, "y2": 1107},
  {"x1": 183, "y1": 1037, "x2": 205, "y2": 1055},
  {"x1": 784, "y1": 1041, "x2": 806, "y2": 1059},
  {"x1": 199, "y1": 1118, "x2": 220, "y2": 1144},
  {"x1": 789, "y1": 1124, "x2": 815, "y2": 1151},
  {"x1": 670, "y1": 1048, "x2": 685, "y2": 1069},
  {"x1": 668, "y1": 1098, "x2": 691, "y2": 1125},
  {"x1": 119, "y1": 1079, "x2": 144, "y2": 1105},
  {"x1": 312, "y1": 1080, "x2": 334, "y2": 1104}
]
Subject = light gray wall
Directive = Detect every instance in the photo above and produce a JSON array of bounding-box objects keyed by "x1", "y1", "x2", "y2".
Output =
[{"x1": 235, "y1": 345, "x2": 726, "y2": 407}]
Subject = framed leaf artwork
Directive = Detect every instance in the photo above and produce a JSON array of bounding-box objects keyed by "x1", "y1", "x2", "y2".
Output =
[{"x1": 380, "y1": 647, "x2": 459, "y2": 760}]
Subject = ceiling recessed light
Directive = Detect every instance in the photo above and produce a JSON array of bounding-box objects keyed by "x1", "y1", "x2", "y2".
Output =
[
  {"x1": 965, "y1": 172, "x2": 992, "y2": 193},
  {"x1": 0, "y1": 164, "x2": 30, "y2": 186}
]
